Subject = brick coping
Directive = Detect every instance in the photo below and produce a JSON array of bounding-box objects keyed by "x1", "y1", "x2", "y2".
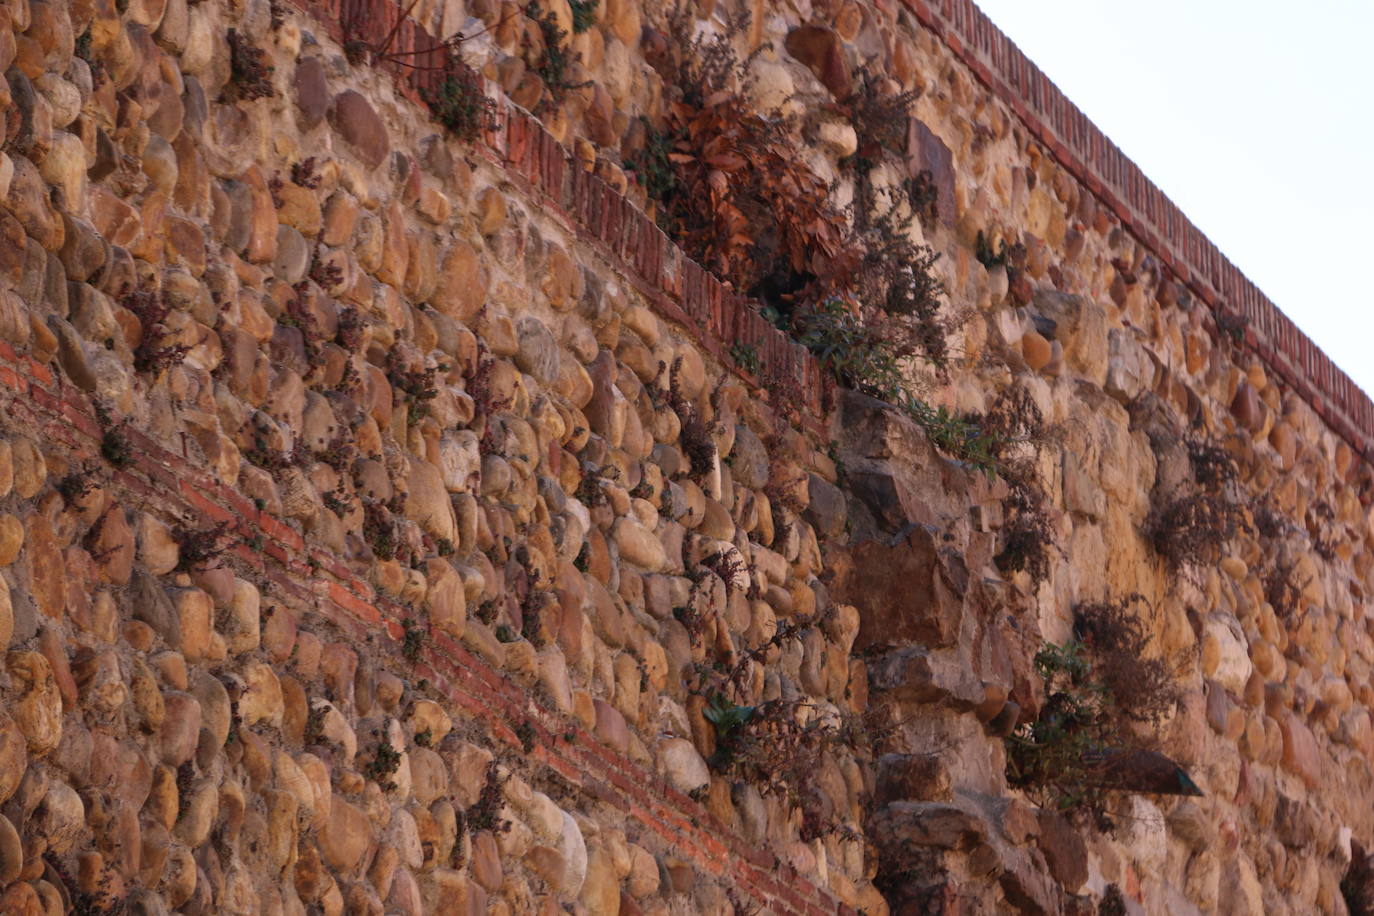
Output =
[
  {"x1": 905, "y1": 0, "x2": 1374, "y2": 462},
  {"x1": 0, "y1": 338, "x2": 854, "y2": 914}
]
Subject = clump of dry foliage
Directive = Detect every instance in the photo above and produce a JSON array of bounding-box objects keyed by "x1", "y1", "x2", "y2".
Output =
[
  {"x1": 1007, "y1": 595, "x2": 1183, "y2": 825},
  {"x1": 635, "y1": 9, "x2": 955, "y2": 370},
  {"x1": 1145, "y1": 435, "x2": 1249, "y2": 571}
]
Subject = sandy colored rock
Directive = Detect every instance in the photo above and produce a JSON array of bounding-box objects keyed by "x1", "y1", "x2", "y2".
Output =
[
  {"x1": 320, "y1": 795, "x2": 374, "y2": 870},
  {"x1": 8, "y1": 650, "x2": 62, "y2": 756}
]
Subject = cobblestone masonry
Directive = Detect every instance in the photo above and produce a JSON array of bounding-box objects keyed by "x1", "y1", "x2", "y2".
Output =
[{"x1": 0, "y1": 0, "x2": 1373, "y2": 912}]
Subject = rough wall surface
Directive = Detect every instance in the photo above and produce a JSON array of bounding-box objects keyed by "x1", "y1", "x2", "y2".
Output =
[{"x1": 0, "y1": 0, "x2": 1369, "y2": 913}]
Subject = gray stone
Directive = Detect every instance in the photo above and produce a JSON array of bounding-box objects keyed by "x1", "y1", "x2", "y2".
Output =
[
  {"x1": 803, "y1": 472, "x2": 846, "y2": 540},
  {"x1": 866, "y1": 647, "x2": 983, "y2": 710},
  {"x1": 273, "y1": 225, "x2": 311, "y2": 284},
  {"x1": 1036, "y1": 809, "x2": 1088, "y2": 891},
  {"x1": 220, "y1": 179, "x2": 254, "y2": 254},
  {"x1": 329, "y1": 91, "x2": 390, "y2": 170},
  {"x1": 1104, "y1": 328, "x2": 1151, "y2": 403},
  {"x1": 658, "y1": 737, "x2": 709, "y2": 795},
  {"x1": 868, "y1": 800, "x2": 987, "y2": 855},
  {"x1": 729, "y1": 425, "x2": 769, "y2": 490},
  {"x1": 514, "y1": 316, "x2": 560, "y2": 385},
  {"x1": 294, "y1": 57, "x2": 329, "y2": 128},
  {"x1": 47, "y1": 316, "x2": 97, "y2": 391},
  {"x1": 131, "y1": 569, "x2": 181, "y2": 647}
]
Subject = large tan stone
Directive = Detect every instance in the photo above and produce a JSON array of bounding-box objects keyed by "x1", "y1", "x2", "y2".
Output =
[
  {"x1": 579, "y1": 846, "x2": 621, "y2": 914},
  {"x1": 0, "y1": 714, "x2": 28, "y2": 804},
  {"x1": 404, "y1": 456, "x2": 458, "y2": 546},
  {"x1": 1279, "y1": 712, "x2": 1321, "y2": 789},
  {"x1": 834, "y1": 525, "x2": 974, "y2": 650},
  {"x1": 25, "y1": 516, "x2": 66, "y2": 619},
  {"x1": 319, "y1": 795, "x2": 373, "y2": 871},
  {"x1": 612, "y1": 516, "x2": 665, "y2": 572},
  {"x1": 0, "y1": 577, "x2": 11, "y2": 649},
  {"x1": 8, "y1": 651, "x2": 61, "y2": 755},
  {"x1": 433, "y1": 240, "x2": 486, "y2": 324},
  {"x1": 424, "y1": 558, "x2": 467, "y2": 639}
]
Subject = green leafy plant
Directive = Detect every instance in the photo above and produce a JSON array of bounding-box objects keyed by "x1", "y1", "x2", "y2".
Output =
[
  {"x1": 702, "y1": 692, "x2": 871, "y2": 840},
  {"x1": 627, "y1": 116, "x2": 676, "y2": 204},
  {"x1": 795, "y1": 300, "x2": 1002, "y2": 474},
  {"x1": 1005, "y1": 640, "x2": 1115, "y2": 819},
  {"x1": 523, "y1": 2, "x2": 590, "y2": 109},
  {"x1": 842, "y1": 68, "x2": 921, "y2": 173},
  {"x1": 425, "y1": 56, "x2": 497, "y2": 144},
  {"x1": 729, "y1": 342, "x2": 761, "y2": 374},
  {"x1": 569, "y1": 0, "x2": 597, "y2": 32},
  {"x1": 74, "y1": 28, "x2": 105, "y2": 88},
  {"x1": 1007, "y1": 603, "x2": 1184, "y2": 825},
  {"x1": 994, "y1": 477, "x2": 1053, "y2": 583},
  {"x1": 975, "y1": 230, "x2": 1012, "y2": 269},
  {"x1": 835, "y1": 70, "x2": 955, "y2": 368},
  {"x1": 1215, "y1": 309, "x2": 1248, "y2": 345},
  {"x1": 703, "y1": 693, "x2": 755, "y2": 751}
]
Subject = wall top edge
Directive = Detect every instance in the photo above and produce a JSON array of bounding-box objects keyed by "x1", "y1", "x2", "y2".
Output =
[{"x1": 911, "y1": 0, "x2": 1374, "y2": 460}]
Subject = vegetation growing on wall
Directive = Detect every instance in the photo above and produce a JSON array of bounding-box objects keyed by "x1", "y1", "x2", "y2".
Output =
[
  {"x1": 637, "y1": 9, "x2": 854, "y2": 308},
  {"x1": 1344, "y1": 843, "x2": 1374, "y2": 916},
  {"x1": 1145, "y1": 435, "x2": 1250, "y2": 571},
  {"x1": 222, "y1": 29, "x2": 275, "y2": 102},
  {"x1": 796, "y1": 300, "x2": 1003, "y2": 473},
  {"x1": 425, "y1": 58, "x2": 497, "y2": 143},
  {"x1": 123, "y1": 287, "x2": 190, "y2": 376},
  {"x1": 1007, "y1": 597, "x2": 1183, "y2": 823},
  {"x1": 523, "y1": 2, "x2": 591, "y2": 111},
  {"x1": 629, "y1": 11, "x2": 1023, "y2": 482}
]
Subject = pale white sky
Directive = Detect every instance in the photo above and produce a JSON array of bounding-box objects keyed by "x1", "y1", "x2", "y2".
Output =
[{"x1": 973, "y1": 0, "x2": 1374, "y2": 399}]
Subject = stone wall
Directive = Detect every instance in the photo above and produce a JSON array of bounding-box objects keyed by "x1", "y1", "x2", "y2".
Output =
[{"x1": 0, "y1": 0, "x2": 1370, "y2": 913}]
